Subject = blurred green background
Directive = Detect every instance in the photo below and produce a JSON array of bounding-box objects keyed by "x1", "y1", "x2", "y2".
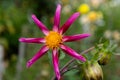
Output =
[{"x1": 0, "y1": 0, "x2": 120, "y2": 80}]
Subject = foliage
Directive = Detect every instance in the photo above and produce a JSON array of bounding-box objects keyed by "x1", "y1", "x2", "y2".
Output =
[{"x1": 1, "y1": 0, "x2": 120, "y2": 80}]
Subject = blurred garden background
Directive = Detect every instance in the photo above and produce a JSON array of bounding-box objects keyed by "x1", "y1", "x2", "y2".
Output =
[{"x1": 0, "y1": 0, "x2": 120, "y2": 80}]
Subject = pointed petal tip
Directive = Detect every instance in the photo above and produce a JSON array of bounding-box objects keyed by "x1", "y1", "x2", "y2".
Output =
[
  {"x1": 57, "y1": 4, "x2": 61, "y2": 7},
  {"x1": 19, "y1": 38, "x2": 24, "y2": 42},
  {"x1": 82, "y1": 57, "x2": 86, "y2": 62},
  {"x1": 26, "y1": 61, "x2": 33, "y2": 68},
  {"x1": 56, "y1": 4, "x2": 61, "y2": 13},
  {"x1": 31, "y1": 14, "x2": 35, "y2": 17},
  {"x1": 53, "y1": 3, "x2": 62, "y2": 31},
  {"x1": 60, "y1": 44, "x2": 87, "y2": 62},
  {"x1": 57, "y1": 5, "x2": 61, "y2": 11},
  {"x1": 59, "y1": 12, "x2": 80, "y2": 34},
  {"x1": 78, "y1": 55, "x2": 86, "y2": 62},
  {"x1": 77, "y1": 56, "x2": 86, "y2": 62},
  {"x1": 75, "y1": 12, "x2": 80, "y2": 16},
  {"x1": 85, "y1": 33, "x2": 91, "y2": 37},
  {"x1": 31, "y1": 14, "x2": 37, "y2": 20},
  {"x1": 80, "y1": 33, "x2": 91, "y2": 38},
  {"x1": 31, "y1": 14, "x2": 49, "y2": 35}
]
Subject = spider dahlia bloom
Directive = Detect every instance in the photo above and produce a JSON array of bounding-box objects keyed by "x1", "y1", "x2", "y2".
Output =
[{"x1": 19, "y1": 4, "x2": 90, "y2": 80}]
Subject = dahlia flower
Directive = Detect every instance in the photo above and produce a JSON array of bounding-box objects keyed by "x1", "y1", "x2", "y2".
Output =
[{"x1": 19, "y1": 4, "x2": 90, "y2": 80}]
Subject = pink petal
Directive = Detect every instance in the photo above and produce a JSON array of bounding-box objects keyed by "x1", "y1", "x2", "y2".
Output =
[
  {"x1": 59, "y1": 12, "x2": 80, "y2": 34},
  {"x1": 53, "y1": 4, "x2": 61, "y2": 32},
  {"x1": 32, "y1": 14, "x2": 49, "y2": 35},
  {"x1": 26, "y1": 45, "x2": 49, "y2": 68},
  {"x1": 63, "y1": 33, "x2": 91, "y2": 42},
  {"x1": 52, "y1": 49, "x2": 61, "y2": 80},
  {"x1": 60, "y1": 44, "x2": 86, "y2": 62},
  {"x1": 19, "y1": 38, "x2": 45, "y2": 43}
]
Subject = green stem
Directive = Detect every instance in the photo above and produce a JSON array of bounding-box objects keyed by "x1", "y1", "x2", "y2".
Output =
[{"x1": 52, "y1": 44, "x2": 103, "y2": 80}]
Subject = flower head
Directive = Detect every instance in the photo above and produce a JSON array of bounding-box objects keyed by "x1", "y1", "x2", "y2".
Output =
[
  {"x1": 78, "y1": 4, "x2": 90, "y2": 14},
  {"x1": 82, "y1": 61, "x2": 103, "y2": 80},
  {"x1": 19, "y1": 4, "x2": 91, "y2": 80},
  {"x1": 87, "y1": 11, "x2": 103, "y2": 22}
]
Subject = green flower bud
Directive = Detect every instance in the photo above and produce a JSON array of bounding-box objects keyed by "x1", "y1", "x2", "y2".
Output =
[
  {"x1": 98, "y1": 51, "x2": 111, "y2": 65},
  {"x1": 82, "y1": 61, "x2": 103, "y2": 80}
]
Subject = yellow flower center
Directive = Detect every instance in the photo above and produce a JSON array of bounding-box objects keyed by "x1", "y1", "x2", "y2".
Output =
[{"x1": 45, "y1": 31, "x2": 62, "y2": 49}]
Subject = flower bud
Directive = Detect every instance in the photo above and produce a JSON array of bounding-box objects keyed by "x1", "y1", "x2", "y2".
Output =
[
  {"x1": 98, "y1": 52, "x2": 111, "y2": 65},
  {"x1": 82, "y1": 61, "x2": 103, "y2": 80}
]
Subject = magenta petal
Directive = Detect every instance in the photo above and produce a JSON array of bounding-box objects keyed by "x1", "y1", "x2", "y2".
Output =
[
  {"x1": 60, "y1": 44, "x2": 86, "y2": 62},
  {"x1": 53, "y1": 4, "x2": 61, "y2": 32},
  {"x1": 32, "y1": 14, "x2": 49, "y2": 35},
  {"x1": 52, "y1": 49, "x2": 61, "y2": 80},
  {"x1": 26, "y1": 45, "x2": 49, "y2": 68},
  {"x1": 63, "y1": 33, "x2": 91, "y2": 42},
  {"x1": 19, "y1": 38, "x2": 45, "y2": 43},
  {"x1": 59, "y1": 12, "x2": 80, "y2": 34}
]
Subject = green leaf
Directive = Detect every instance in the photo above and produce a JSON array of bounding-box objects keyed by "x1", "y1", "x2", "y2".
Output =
[
  {"x1": 92, "y1": 52, "x2": 100, "y2": 62},
  {"x1": 109, "y1": 40, "x2": 118, "y2": 52},
  {"x1": 59, "y1": 50, "x2": 66, "y2": 60},
  {"x1": 47, "y1": 50, "x2": 52, "y2": 65},
  {"x1": 103, "y1": 40, "x2": 109, "y2": 48}
]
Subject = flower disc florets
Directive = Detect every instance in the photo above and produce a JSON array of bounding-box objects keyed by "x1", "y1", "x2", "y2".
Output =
[{"x1": 45, "y1": 31, "x2": 62, "y2": 49}]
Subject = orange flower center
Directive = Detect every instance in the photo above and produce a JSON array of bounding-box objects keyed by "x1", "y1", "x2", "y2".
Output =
[{"x1": 45, "y1": 31, "x2": 62, "y2": 49}]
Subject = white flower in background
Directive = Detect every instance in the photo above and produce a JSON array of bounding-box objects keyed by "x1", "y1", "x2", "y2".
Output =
[
  {"x1": 90, "y1": 0, "x2": 104, "y2": 8},
  {"x1": 112, "y1": 30, "x2": 120, "y2": 42},
  {"x1": 79, "y1": 15, "x2": 90, "y2": 25},
  {"x1": 62, "y1": 5, "x2": 72, "y2": 14},
  {"x1": 104, "y1": 30, "x2": 112, "y2": 39},
  {"x1": 87, "y1": 11, "x2": 104, "y2": 26},
  {"x1": 109, "y1": 0, "x2": 120, "y2": 7},
  {"x1": 80, "y1": 11, "x2": 104, "y2": 26},
  {"x1": 96, "y1": 19, "x2": 105, "y2": 26}
]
